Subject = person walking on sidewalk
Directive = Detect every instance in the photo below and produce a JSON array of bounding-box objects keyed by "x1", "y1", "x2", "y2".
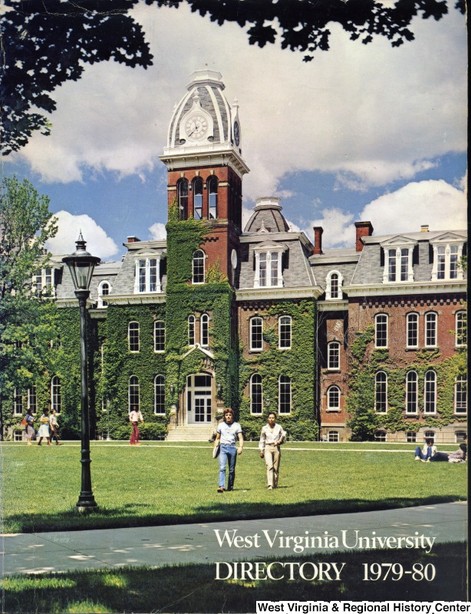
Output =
[
  {"x1": 37, "y1": 409, "x2": 51, "y2": 446},
  {"x1": 214, "y1": 408, "x2": 243, "y2": 493},
  {"x1": 49, "y1": 409, "x2": 62, "y2": 445},
  {"x1": 259, "y1": 412, "x2": 286, "y2": 489},
  {"x1": 129, "y1": 406, "x2": 144, "y2": 445},
  {"x1": 23, "y1": 408, "x2": 35, "y2": 445}
]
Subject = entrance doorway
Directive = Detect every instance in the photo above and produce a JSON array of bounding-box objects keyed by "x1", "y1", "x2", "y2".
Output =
[{"x1": 186, "y1": 373, "x2": 212, "y2": 424}]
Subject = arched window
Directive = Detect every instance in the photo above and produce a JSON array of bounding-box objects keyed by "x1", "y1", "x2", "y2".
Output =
[
  {"x1": 154, "y1": 375, "x2": 165, "y2": 415},
  {"x1": 375, "y1": 371, "x2": 387, "y2": 413},
  {"x1": 154, "y1": 321, "x2": 165, "y2": 353},
  {"x1": 424, "y1": 430, "x2": 435, "y2": 442},
  {"x1": 129, "y1": 376, "x2": 140, "y2": 411},
  {"x1": 326, "y1": 271, "x2": 343, "y2": 300},
  {"x1": 250, "y1": 317, "x2": 263, "y2": 351},
  {"x1": 327, "y1": 341, "x2": 340, "y2": 370},
  {"x1": 208, "y1": 176, "x2": 218, "y2": 219},
  {"x1": 200, "y1": 313, "x2": 209, "y2": 347},
  {"x1": 405, "y1": 371, "x2": 418, "y2": 414},
  {"x1": 128, "y1": 321, "x2": 140, "y2": 352},
  {"x1": 278, "y1": 315, "x2": 292, "y2": 350},
  {"x1": 97, "y1": 281, "x2": 111, "y2": 308},
  {"x1": 374, "y1": 430, "x2": 387, "y2": 442},
  {"x1": 250, "y1": 374, "x2": 263, "y2": 415},
  {"x1": 375, "y1": 314, "x2": 388, "y2": 348},
  {"x1": 188, "y1": 315, "x2": 196, "y2": 346},
  {"x1": 327, "y1": 385, "x2": 340, "y2": 410},
  {"x1": 193, "y1": 177, "x2": 203, "y2": 219},
  {"x1": 327, "y1": 431, "x2": 339, "y2": 442},
  {"x1": 424, "y1": 370, "x2": 437, "y2": 414},
  {"x1": 192, "y1": 249, "x2": 205, "y2": 284},
  {"x1": 455, "y1": 311, "x2": 467, "y2": 347},
  {"x1": 51, "y1": 376, "x2": 61, "y2": 412},
  {"x1": 177, "y1": 179, "x2": 188, "y2": 220},
  {"x1": 425, "y1": 312, "x2": 438, "y2": 347},
  {"x1": 278, "y1": 375, "x2": 292, "y2": 414},
  {"x1": 454, "y1": 374, "x2": 467, "y2": 415},
  {"x1": 406, "y1": 313, "x2": 419, "y2": 348}
]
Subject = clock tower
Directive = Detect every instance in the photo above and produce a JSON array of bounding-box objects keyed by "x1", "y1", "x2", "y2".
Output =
[{"x1": 160, "y1": 69, "x2": 249, "y2": 282}]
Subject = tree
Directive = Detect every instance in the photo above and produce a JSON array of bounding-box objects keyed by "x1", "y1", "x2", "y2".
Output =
[
  {"x1": 0, "y1": 0, "x2": 465, "y2": 155},
  {"x1": 0, "y1": 176, "x2": 59, "y2": 438}
]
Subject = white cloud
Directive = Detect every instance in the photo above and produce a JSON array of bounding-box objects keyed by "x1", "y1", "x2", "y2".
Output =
[
  {"x1": 46, "y1": 211, "x2": 119, "y2": 259},
  {"x1": 149, "y1": 222, "x2": 166, "y2": 240},
  {"x1": 301, "y1": 179, "x2": 467, "y2": 249},
  {"x1": 10, "y1": 2, "x2": 466, "y2": 200}
]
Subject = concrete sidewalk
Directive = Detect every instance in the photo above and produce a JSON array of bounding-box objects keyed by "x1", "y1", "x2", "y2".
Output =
[{"x1": 1, "y1": 501, "x2": 467, "y2": 577}]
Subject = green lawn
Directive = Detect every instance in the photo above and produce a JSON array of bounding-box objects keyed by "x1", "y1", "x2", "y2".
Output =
[{"x1": 1, "y1": 441, "x2": 467, "y2": 533}]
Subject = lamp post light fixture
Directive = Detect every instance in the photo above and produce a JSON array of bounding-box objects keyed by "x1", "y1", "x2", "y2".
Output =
[{"x1": 62, "y1": 233, "x2": 101, "y2": 512}]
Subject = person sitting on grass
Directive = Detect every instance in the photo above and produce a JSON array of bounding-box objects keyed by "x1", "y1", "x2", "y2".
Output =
[
  {"x1": 414, "y1": 438, "x2": 437, "y2": 462},
  {"x1": 430, "y1": 443, "x2": 467, "y2": 463}
]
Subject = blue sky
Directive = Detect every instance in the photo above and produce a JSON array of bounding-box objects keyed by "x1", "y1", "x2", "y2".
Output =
[{"x1": 2, "y1": 2, "x2": 467, "y2": 260}]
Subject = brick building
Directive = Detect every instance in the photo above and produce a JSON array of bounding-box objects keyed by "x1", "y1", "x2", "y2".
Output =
[{"x1": 17, "y1": 70, "x2": 466, "y2": 444}]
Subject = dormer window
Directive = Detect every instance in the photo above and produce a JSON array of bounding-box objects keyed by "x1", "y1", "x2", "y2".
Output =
[
  {"x1": 33, "y1": 267, "x2": 55, "y2": 296},
  {"x1": 431, "y1": 241, "x2": 464, "y2": 281},
  {"x1": 326, "y1": 271, "x2": 343, "y2": 300},
  {"x1": 383, "y1": 246, "x2": 414, "y2": 283},
  {"x1": 254, "y1": 244, "x2": 286, "y2": 288},
  {"x1": 134, "y1": 256, "x2": 163, "y2": 293},
  {"x1": 97, "y1": 281, "x2": 111, "y2": 308}
]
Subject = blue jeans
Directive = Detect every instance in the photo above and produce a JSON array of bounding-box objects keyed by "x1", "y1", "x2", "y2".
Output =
[
  {"x1": 219, "y1": 444, "x2": 237, "y2": 489},
  {"x1": 415, "y1": 446, "x2": 432, "y2": 460}
]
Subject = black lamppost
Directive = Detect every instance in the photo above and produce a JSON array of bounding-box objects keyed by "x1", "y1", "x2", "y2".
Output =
[{"x1": 62, "y1": 233, "x2": 100, "y2": 512}]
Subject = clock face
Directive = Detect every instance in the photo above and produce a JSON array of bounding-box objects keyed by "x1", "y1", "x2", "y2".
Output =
[
  {"x1": 233, "y1": 121, "x2": 240, "y2": 146},
  {"x1": 185, "y1": 114, "x2": 208, "y2": 140}
]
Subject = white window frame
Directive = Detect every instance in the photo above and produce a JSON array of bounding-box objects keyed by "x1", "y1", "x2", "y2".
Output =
[
  {"x1": 278, "y1": 375, "x2": 292, "y2": 415},
  {"x1": 13, "y1": 389, "x2": 23, "y2": 415},
  {"x1": 424, "y1": 370, "x2": 437, "y2": 414},
  {"x1": 154, "y1": 375, "x2": 165, "y2": 415},
  {"x1": 455, "y1": 311, "x2": 467, "y2": 347},
  {"x1": 188, "y1": 315, "x2": 196, "y2": 346},
  {"x1": 454, "y1": 374, "x2": 467, "y2": 415},
  {"x1": 51, "y1": 376, "x2": 61, "y2": 412},
  {"x1": 192, "y1": 250, "x2": 205, "y2": 284},
  {"x1": 382, "y1": 246, "x2": 414, "y2": 283},
  {"x1": 327, "y1": 430, "x2": 339, "y2": 442},
  {"x1": 424, "y1": 312, "x2": 438, "y2": 348},
  {"x1": 32, "y1": 267, "x2": 55, "y2": 296},
  {"x1": 200, "y1": 313, "x2": 209, "y2": 347},
  {"x1": 128, "y1": 376, "x2": 140, "y2": 411},
  {"x1": 250, "y1": 317, "x2": 263, "y2": 352},
  {"x1": 128, "y1": 321, "x2": 140, "y2": 353},
  {"x1": 278, "y1": 315, "x2": 292, "y2": 350},
  {"x1": 406, "y1": 312, "x2": 419, "y2": 349},
  {"x1": 431, "y1": 241, "x2": 464, "y2": 281},
  {"x1": 405, "y1": 371, "x2": 418, "y2": 414},
  {"x1": 375, "y1": 314, "x2": 388, "y2": 349},
  {"x1": 250, "y1": 374, "x2": 263, "y2": 415},
  {"x1": 254, "y1": 248, "x2": 284, "y2": 288},
  {"x1": 327, "y1": 386, "x2": 341, "y2": 411},
  {"x1": 153, "y1": 320, "x2": 165, "y2": 353},
  {"x1": 326, "y1": 270, "x2": 343, "y2": 300},
  {"x1": 134, "y1": 256, "x2": 162, "y2": 294},
  {"x1": 374, "y1": 371, "x2": 388, "y2": 413},
  {"x1": 327, "y1": 341, "x2": 340, "y2": 371},
  {"x1": 97, "y1": 280, "x2": 111, "y2": 308}
]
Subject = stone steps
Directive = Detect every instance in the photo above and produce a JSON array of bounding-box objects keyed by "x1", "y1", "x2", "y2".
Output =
[{"x1": 166, "y1": 424, "x2": 215, "y2": 442}]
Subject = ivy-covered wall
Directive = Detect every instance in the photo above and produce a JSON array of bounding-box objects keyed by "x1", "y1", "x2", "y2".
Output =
[
  {"x1": 238, "y1": 299, "x2": 318, "y2": 441},
  {"x1": 347, "y1": 326, "x2": 467, "y2": 440}
]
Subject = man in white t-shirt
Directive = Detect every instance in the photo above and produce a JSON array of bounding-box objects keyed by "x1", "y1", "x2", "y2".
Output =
[{"x1": 214, "y1": 408, "x2": 243, "y2": 492}]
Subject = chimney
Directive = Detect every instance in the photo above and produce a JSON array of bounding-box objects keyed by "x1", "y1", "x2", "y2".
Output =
[
  {"x1": 420, "y1": 225, "x2": 429, "y2": 232},
  {"x1": 355, "y1": 221, "x2": 374, "y2": 252},
  {"x1": 313, "y1": 226, "x2": 323, "y2": 255},
  {"x1": 127, "y1": 236, "x2": 141, "y2": 243}
]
